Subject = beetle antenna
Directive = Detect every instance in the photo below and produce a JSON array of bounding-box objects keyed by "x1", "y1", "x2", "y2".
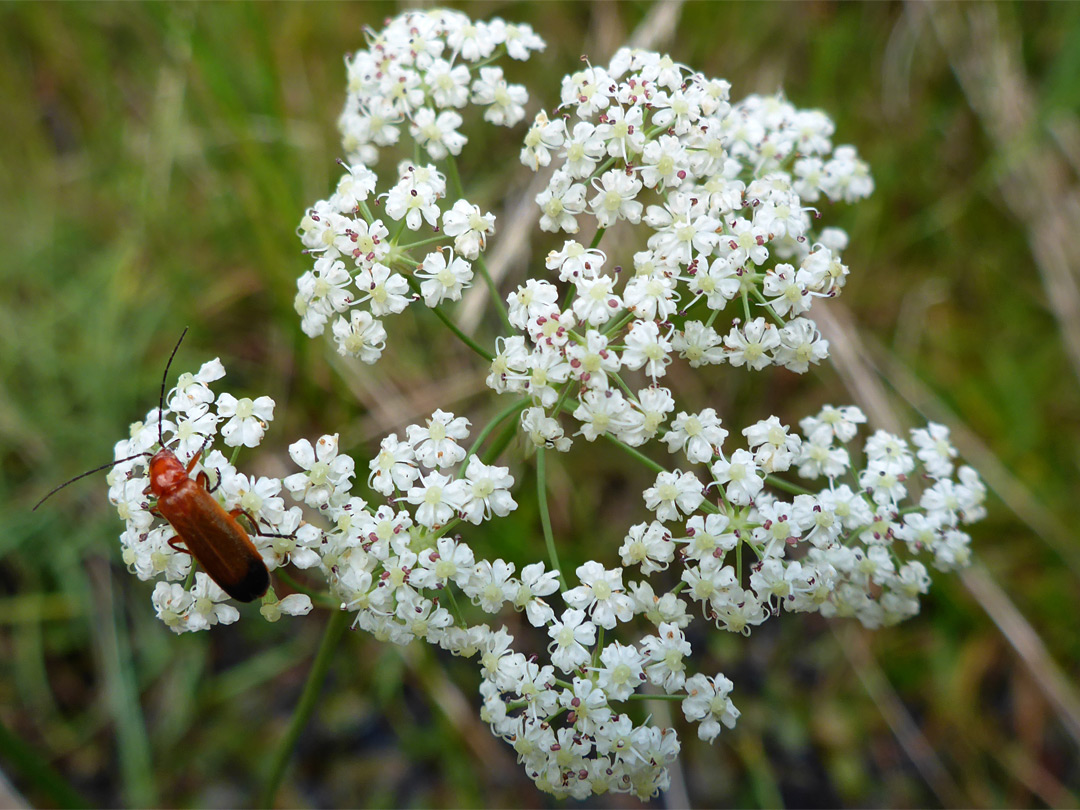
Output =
[
  {"x1": 159, "y1": 327, "x2": 189, "y2": 447},
  {"x1": 33, "y1": 452, "x2": 152, "y2": 511}
]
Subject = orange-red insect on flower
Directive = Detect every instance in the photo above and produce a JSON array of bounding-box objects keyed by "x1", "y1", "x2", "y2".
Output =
[{"x1": 34, "y1": 329, "x2": 270, "y2": 602}]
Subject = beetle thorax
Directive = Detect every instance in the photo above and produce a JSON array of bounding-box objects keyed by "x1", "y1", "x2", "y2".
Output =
[{"x1": 149, "y1": 449, "x2": 189, "y2": 497}]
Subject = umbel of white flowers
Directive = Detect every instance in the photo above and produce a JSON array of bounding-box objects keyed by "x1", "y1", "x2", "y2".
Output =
[{"x1": 104, "y1": 8, "x2": 983, "y2": 801}]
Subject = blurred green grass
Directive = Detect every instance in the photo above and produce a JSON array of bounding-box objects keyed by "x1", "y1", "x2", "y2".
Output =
[{"x1": 1, "y1": 1, "x2": 1079, "y2": 807}]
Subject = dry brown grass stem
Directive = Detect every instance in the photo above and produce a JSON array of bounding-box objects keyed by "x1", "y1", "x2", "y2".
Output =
[
  {"x1": 834, "y1": 623, "x2": 964, "y2": 806},
  {"x1": 923, "y1": 3, "x2": 1080, "y2": 387},
  {"x1": 820, "y1": 306, "x2": 1080, "y2": 580},
  {"x1": 816, "y1": 303, "x2": 1080, "y2": 753}
]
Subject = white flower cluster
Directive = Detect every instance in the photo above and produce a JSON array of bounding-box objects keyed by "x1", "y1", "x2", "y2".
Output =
[
  {"x1": 270, "y1": 411, "x2": 742, "y2": 800},
  {"x1": 106, "y1": 366, "x2": 984, "y2": 796},
  {"x1": 514, "y1": 45, "x2": 872, "y2": 390},
  {"x1": 339, "y1": 9, "x2": 543, "y2": 167},
  {"x1": 107, "y1": 358, "x2": 314, "y2": 634},
  {"x1": 294, "y1": 9, "x2": 543, "y2": 361},
  {"x1": 490, "y1": 48, "x2": 875, "y2": 453},
  {"x1": 97, "y1": 9, "x2": 989, "y2": 803},
  {"x1": 643, "y1": 405, "x2": 985, "y2": 633}
]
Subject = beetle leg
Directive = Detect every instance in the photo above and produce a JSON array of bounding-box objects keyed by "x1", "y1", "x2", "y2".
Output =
[
  {"x1": 141, "y1": 488, "x2": 163, "y2": 517},
  {"x1": 184, "y1": 434, "x2": 215, "y2": 475},
  {"x1": 205, "y1": 469, "x2": 223, "y2": 494},
  {"x1": 229, "y1": 507, "x2": 260, "y2": 531},
  {"x1": 167, "y1": 536, "x2": 192, "y2": 556},
  {"x1": 231, "y1": 508, "x2": 298, "y2": 540}
]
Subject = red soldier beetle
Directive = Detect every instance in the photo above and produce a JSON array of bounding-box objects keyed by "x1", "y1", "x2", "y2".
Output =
[{"x1": 34, "y1": 329, "x2": 271, "y2": 602}]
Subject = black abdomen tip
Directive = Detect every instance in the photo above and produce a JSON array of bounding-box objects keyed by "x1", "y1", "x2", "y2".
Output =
[{"x1": 226, "y1": 558, "x2": 271, "y2": 603}]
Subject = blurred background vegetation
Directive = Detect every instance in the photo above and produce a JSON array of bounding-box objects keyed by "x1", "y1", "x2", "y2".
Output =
[{"x1": 1, "y1": 1, "x2": 1079, "y2": 807}]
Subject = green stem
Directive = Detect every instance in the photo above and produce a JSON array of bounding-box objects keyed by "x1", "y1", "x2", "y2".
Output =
[
  {"x1": 446, "y1": 586, "x2": 467, "y2": 628},
  {"x1": 431, "y1": 518, "x2": 462, "y2": 541},
  {"x1": 274, "y1": 569, "x2": 337, "y2": 609},
  {"x1": 602, "y1": 434, "x2": 667, "y2": 475},
  {"x1": 482, "y1": 413, "x2": 522, "y2": 465},
  {"x1": 445, "y1": 154, "x2": 466, "y2": 199},
  {"x1": 749, "y1": 287, "x2": 785, "y2": 327},
  {"x1": 407, "y1": 277, "x2": 494, "y2": 362},
  {"x1": 545, "y1": 707, "x2": 568, "y2": 724},
  {"x1": 764, "y1": 474, "x2": 815, "y2": 497},
  {"x1": 475, "y1": 253, "x2": 514, "y2": 332},
  {"x1": 536, "y1": 448, "x2": 567, "y2": 590},
  {"x1": 461, "y1": 398, "x2": 530, "y2": 475},
  {"x1": 610, "y1": 371, "x2": 638, "y2": 404},
  {"x1": 627, "y1": 692, "x2": 684, "y2": 702},
  {"x1": 470, "y1": 48, "x2": 506, "y2": 71},
  {"x1": 397, "y1": 233, "x2": 450, "y2": 252},
  {"x1": 602, "y1": 310, "x2": 635, "y2": 336},
  {"x1": 744, "y1": 538, "x2": 766, "y2": 561},
  {"x1": 588, "y1": 227, "x2": 607, "y2": 250},
  {"x1": 550, "y1": 383, "x2": 574, "y2": 420},
  {"x1": 259, "y1": 608, "x2": 350, "y2": 808},
  {"x1": 0, "y1": 718, "x2": 88, "y2": 809}
]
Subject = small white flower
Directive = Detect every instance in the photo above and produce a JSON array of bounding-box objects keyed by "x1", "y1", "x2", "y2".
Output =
[
  {"x1": 168, "y1": 358, "x2": 226, "y2": 417},
  {"x1": 417, "y1": 249, "x2": 474, "y2": 307},
  {"x1": 283, "y1": 434, "x2": 355, "y2": 509},
  {"x1": 643, "y1": 470, "x2": 704, "y2": 522},
  {"x1": 409, "y1": 107, "x2": 467, "y2": 159},
  {"x1": 513, "y1": 561, "x2": 560, "y2": 627},
  {"x1": 724, "y1": 318, "x2": 779, "y2": 371},
  {"x1": 547, "y1": 608, "x2": 596, "y2": 674},
  {"x1": 640, "y1": 622, "x2": 692, "y2": 693},
  {"x1": 367, "y1": 432, "x2": 419, "y2": 496},
  {"x1": 458, "y1": 456, "x2": 517, "y2": 524},
  {"x1": 595, "y1": 641, "x2": 646, "y2": 701},
  {"x1": 663, "y1": 409, "x2": 727, "y2": 464},
  {"x1": 151, "y1": 581, "x2": 195, "y2": 634},
  {"x1": 186, "y1": 573, "x2": 240, "y2": 628},
  {"x1": 216, "y1": 393, "x2": 275, "y2": 448},
  {"x1": 622, "y1": 321, "x2": 673, "y2": 381},
  {"x1": 589, "y1": 169, "x2": 643, "y2": 228},
  {"x1": 407, "y1": 409, "x2": 470, "y2": 469},
  {"x1": 260, "y1": 593, "x2": 314, "y2": 623},
  {"x1": 331, "y1": 310, "x2": 387, "y2": 363},
  {"x1": 711, "y1": 449, "x2": 764, "y2": 506},
  {"x1": 743, "y1": 416, "x2": 801, "y2": 473},
  {"x1": 354, "y1": 262, "x2": 411, "y2": 317},
  {"x1": 464, "y1": 559, "x2": 517, "y2": 613},
  {"x1": 406, "y1": 470, "x2": 466, "y2": 528},
  {"x1": 471, "y1": 66, "x2": 528, "y2": 127},
  {"x1": 619, "y1": 521, "x2": 674, "y2": 574},
  {"x1": 910, "y1": 422, "x2": 958, "y2": 479},
  {"x1": 682, "y1": 673, "x2": 739, "y2": 742},
  {"x1": 441, "y1": 200, "x2": 496, "y2": 260},
  {"x1": 564, "y1": 562, "x2": 634, "y2": 629}
]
